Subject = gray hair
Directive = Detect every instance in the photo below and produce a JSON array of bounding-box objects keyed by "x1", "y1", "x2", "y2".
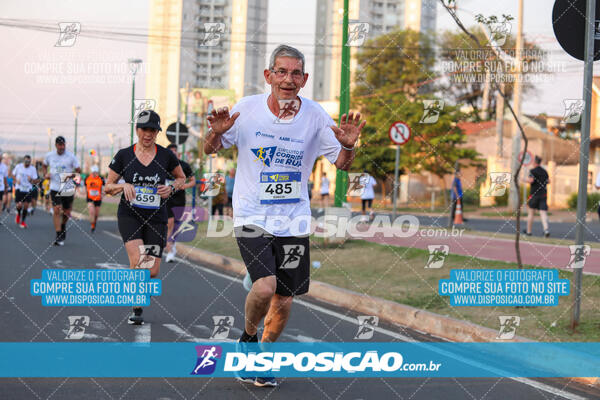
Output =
[{"x1": 269, "y1": 45, "x2": 305, "y2": 73}]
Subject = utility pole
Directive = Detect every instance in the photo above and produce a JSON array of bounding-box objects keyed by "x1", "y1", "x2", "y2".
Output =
[
  {"x1": 509, "y1": 0, "x2": 524, "y2": 211},
  {"x1": 481, "y1": 69, "x2": 491, "y2": 120},
  {"x1": 334, "y1": 0, "x2": 350, "y2": 207},
  {"x1": 572, "y1": 0, "x2": 596, "y2": 329},
  {"x1": 72, "y1": 105, "x2": 81, "y2": 156},
  {"x1": 496, "y1": 83, "x2": 505, "y2": 158}
]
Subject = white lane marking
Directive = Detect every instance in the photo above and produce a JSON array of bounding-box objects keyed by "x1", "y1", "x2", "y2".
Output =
[
  {"x1": 133, "y1": 323, "x2": 151, "y2": 343},
  {"x1": 163, "y1": 323, "x2": 203, "y2": 342},
  {"x1": 61, "y1": 330, "x2": 118, "y2": 342},
  {"x1": 102, "y1": 231, "x2": 587, "y2": 400}
]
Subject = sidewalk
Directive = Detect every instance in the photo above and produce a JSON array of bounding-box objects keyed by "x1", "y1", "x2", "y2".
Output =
[{"x1": 364, "y1": 229, "x2": 600, "y2": 275}]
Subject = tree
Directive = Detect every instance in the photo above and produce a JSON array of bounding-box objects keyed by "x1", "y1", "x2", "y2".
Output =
[{"x1": 351, "y1": 30, "x2": 482, "y2": 201}]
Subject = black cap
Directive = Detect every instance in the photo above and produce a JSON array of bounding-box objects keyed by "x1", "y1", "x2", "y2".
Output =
[
  {"x1": 55, "y1": 136, "x2": 66, "y2": 144},
  {"x1": 136, "y1": 110, "x2": 162, "y2": 131}
]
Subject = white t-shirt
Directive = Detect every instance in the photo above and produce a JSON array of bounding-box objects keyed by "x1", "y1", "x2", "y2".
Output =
[
  {"x1": 44, "y1": 151, "x2": 80, "y2": 191},
  {"x1": 0, "y1": 163, "x2": 7, "y2": 192},
  {"x1": 221, "y1": 93, "x2": 341, "y2": 236},
  {"x1": 320, "y1": 177, "x2": 330, "y2": 195},
  {"x1": 12, "y1": 163, "x2": 38, "y2": 192},
  {"x1": 360, "y1": 174, "x2": 376, "y2": 200}
]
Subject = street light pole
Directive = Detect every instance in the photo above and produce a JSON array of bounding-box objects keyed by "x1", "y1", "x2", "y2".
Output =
[
  {"x1": 80, "y1": 136, "x2": 85, "y2": 169},
  {"x1": 72, "y1": 105, "x2": 81, "y2": 156},
  {"x1": 128, "y1": 59, "x2": 143, "y2": 146}
]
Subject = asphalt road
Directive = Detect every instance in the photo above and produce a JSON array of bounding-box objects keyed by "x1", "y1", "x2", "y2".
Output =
[{"x1": 0, "y1": 210, "x2": 598, "y2": 400}]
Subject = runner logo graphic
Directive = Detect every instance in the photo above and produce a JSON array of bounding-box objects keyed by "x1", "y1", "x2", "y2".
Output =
[
  {"x1": 566, "y1": 245, "x2": 590, "y2": 269},
  {"x1": 199, "y1": 173, "x2": 223, "y2": 197},
  {"x1": 484, "y1": 21, "x2": 511, "y2": 46},
  {"x1": 496, "y1": 316, "x2": 520, "y2": 340},
  {"x1": 171, "y1": 207, "x2": 203, "y2": 242},
  {"x1": 347, "y1": 173, "x2": 367, "y2": 197},
  {"x1": 251, "y1": 146, "x2": 277, "y2": 167},
  {"x1": 562, "y1": 99, "x2": 585, "y2": 124},
  {"x1": 346, "y1": 22, "x2": 370, "y2": 46},
  {"x1": 65, "y1": 315, "x2": 90, "y2": 340},
  {"x1": 138, "y1": 245, "x2": 161, "y2": 269},
  {"x1": 191, "y1": 345, "x2": 222, "y2": 375},
  {"x1": 55, "y1": 22, "x2": 81, "y2": 47},
  {"x1": 354, "y1": 316, "x2": 378, "y2": 340},
  {"x1": 275, "y1": 99, "x2": 300, "y2": 123},
  {"x1": 484, "y1": 172, "x2": 511, "y2": 197},
  {"x1": 202, "y1": 23, "x2": 225, "y2": 46},
  {"x1": 419, "y1": 100, "x2": 444, "y2": 124},
  {"x1": 210, "y1": 316, "x2": 234, "y2": 339},
  {"x1": 57, "y1": 173, "x2": 81, "y2": 197},
  {"x1": 131, "y1": 100, "x2": 156, "y2": 123},
  {"x1": 280, "y1": 245, "x2": 305, "y2": 270},
  {"x1": 425, "y1": 245, "x2": 449, "y2": 269}
]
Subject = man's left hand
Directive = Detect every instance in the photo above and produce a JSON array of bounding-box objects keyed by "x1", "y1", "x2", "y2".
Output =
[{"x1": 330, "y1": 112, "x2": 366, "y2": 149}]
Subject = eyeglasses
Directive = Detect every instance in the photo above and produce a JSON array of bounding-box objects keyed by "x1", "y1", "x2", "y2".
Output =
[{"x1": 270, "y1": 69, "x2": 304, "y2": 80}]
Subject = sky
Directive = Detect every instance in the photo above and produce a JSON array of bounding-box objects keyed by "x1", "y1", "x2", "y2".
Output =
[{"x1": 0, "y1": 0, "x2": 585, "y2": 155}]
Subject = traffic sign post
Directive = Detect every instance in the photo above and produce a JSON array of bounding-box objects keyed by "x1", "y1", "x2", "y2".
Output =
[
  {"x1": 553, "y1": 0, "x2": 596, "y2": 328},
  {"x1": 389, "y1": 121, "x2": 411, "y2": 220},
  {"x1": 166, "y1": 122, "x2": 189, "y2": 145}
]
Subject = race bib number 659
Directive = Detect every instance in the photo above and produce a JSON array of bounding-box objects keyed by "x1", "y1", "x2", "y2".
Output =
[
  {"x1": 131, "y1": 186, "x2": 160, "y2": 209},
  {"x1": 259, "y1": 172, "x2": 301, "y2": 204}
]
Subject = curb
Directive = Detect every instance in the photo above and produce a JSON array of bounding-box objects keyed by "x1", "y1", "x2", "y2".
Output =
[{"x1": 177, "y1": 243, "x2": 599, "y2": 387}]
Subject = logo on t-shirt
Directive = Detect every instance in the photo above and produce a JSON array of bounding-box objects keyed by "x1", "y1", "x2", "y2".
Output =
[{"x1": 251, "y1": 146, "x2": 277, "y2": 167}]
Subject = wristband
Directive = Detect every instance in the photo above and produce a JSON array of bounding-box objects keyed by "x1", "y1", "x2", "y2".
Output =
[{"x1": 341, "y1": 144, "x2": 355, "y2": 151}]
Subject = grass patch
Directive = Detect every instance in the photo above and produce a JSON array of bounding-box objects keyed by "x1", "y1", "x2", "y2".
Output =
[{"x1": 189, "y1": 220, "x2": 600, "y2": 342}]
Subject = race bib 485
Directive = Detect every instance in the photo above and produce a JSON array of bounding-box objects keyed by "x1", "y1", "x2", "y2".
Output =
[{"x1": 259, "y1": 172, "x2": 301, "y2": 204}]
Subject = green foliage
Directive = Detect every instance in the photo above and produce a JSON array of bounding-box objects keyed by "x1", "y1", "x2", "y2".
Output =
[
  {"x1": 461, "y1": 188, "x2": 480, "y2": 206},
  {"x1": 567, "y1": 192, "x2": 600, "y2": 212}
]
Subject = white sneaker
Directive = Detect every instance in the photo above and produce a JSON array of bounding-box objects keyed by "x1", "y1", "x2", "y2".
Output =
[{"x1": 165, "y1": 251, "x2": 175, "y2": 263}]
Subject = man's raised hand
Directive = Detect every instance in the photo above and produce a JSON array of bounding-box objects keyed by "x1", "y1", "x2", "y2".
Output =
[
  {"x1": 330, "y1": 112, "x2": 366, "y2": 149},
  {"x1": 207, "y1": 107, "x2": 240, "y2": 135}
]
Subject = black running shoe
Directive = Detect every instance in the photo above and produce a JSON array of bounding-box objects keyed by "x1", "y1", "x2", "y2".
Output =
[
  {"x1": 255, "y1": 376, "x2": 277, "y2": 387},
  {"x1": 128, "y1": 307, "x2": 143, "y2": 325},
  {"x1": 544, "y1": 230, "x2": 550, "y2": 238},
  {"x1": 522, "y1": 229, "x2": 532, "y2": 237}
]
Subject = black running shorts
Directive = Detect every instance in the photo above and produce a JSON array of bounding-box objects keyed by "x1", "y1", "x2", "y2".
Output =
[
  {"x1": 15, "y1": 190, "x2": 33, "y2": 203},
  {"x1": 527, "y1": 194, "x2": 548, "y2": 211},
  {"x1": 117, "y1": 213, "x2": 167, "y2": 257},
  {"x1": 50, "y1": 190, "x2": 74, "y2": 209},
  {"x1": 235, "y1": 225, "x2": 310, "y2": 297}
]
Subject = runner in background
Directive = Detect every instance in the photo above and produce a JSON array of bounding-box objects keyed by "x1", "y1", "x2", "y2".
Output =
[
  {"x1": 2, "y1": 153, "x2": 13, "y2": 214},
  {"x1": 28, "y1": 162, "x2": 40, "y2": 215},
  {"x1": 4, "y1": 175, "x2": 13, "y2": 214},
  {"x1": 225, "y1": 168, "x2": 235, "y2": 217},
  {"x1": 360, "y1": 170, "x2": 376, "y2": 221},
  {"x1": 524, "y1": 156, "x2": 550, "y2": 237},
  {"x1": 12, "y1": 155, "x2": 39, "y2": 228},
  {"x1": 0, "y1": 155, "x2": 7, "y2": 223},
  {"x1": 320, "y1": 173, "x2": 329, "y2": 211},
  {"x1": 164, "y1": 143, "x2": 195, "y2": 263},
  {"x1": 43, "y1": 136, "x2": 81, "y2": 246},
  {"x1": 42, "y1": 177, "x2": 51, "y2": 212},
  {"x1": 85, "y1": 165, "x2": 105, "y2": 233},
  {"x1": 212, "y1": 172, "x2": 226, "y2": 216}
]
